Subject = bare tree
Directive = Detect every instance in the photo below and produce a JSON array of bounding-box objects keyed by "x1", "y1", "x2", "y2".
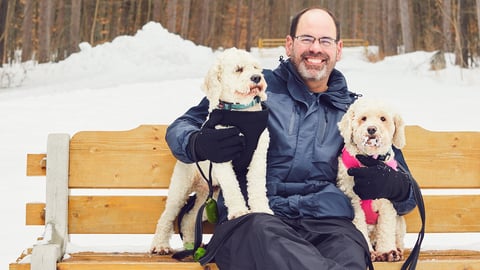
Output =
[
  {"x1": 0, "y1": 0, "x2": 6, "y2": 66},
  {"x1": 21, "y1": 0, "x2": 34, "y2": 62},
  {"x1": 441, "y1": 0, "x2": 453, "y2": 52},
  {"x1": 38, "y1": 0, "x2": 54, "y2": 63},
  {"x1": 70, "y1": 0, "x2": 81, "y2": 55},
  {"x1": 152, "y1": 0, "x2": 163, "y2": 23},
  {"x1": 234, "y1": 1, "x2": 244, "y2": 48},
  {"x1": 477, "y1": 0, "x2": 480, "y2": 45},
  {"x1": 398, "y1": 0, "x2": 414, "y2": 53},
  {"x1": 199, "y1": 0, "x2": 210, "y2": 45},
  {"x1": 455, "y1": 0, "x2": 468, "y2": 67},
  {"x1": 180, "y1": 0, "x2": 191, "y2": 37},
  {"x1": 167, "y1": 0, "x2": 177, "y2": 32},
  {"x1": 134, "y1": 0, "x2": 143, "y2": 31},
  {"x1": 382, "y1": 0, "x2": 398, "y2": 56},
  {"x1": 245, "y1": 0, "x2": 253, "y2": 51},
  {"x1": 90, "y1": 0, "x2": 100, "y2": 44}
]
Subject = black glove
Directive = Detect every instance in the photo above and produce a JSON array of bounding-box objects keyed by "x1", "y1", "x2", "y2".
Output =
[
  {"x1": 188, "y1": 112, "x2": 246, "y2": 163},
  {"x1": 347, "y1": 155, "x2": 411, "y2": 201}
]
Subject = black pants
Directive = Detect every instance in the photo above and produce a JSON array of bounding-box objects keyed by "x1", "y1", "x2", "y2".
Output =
[{"x1": 201, "y1": 213, "x2": 371, "y2": 270}]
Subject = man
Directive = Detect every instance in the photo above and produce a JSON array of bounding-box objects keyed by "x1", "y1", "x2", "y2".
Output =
[{"x1": 165, "y1": 7, "x2": 416, "y2": 270}]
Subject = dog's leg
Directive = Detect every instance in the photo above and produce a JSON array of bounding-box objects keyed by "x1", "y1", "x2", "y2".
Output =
[
  {"x1": 213, "y1": 162, "x2": 250, "y2": 219},
  {"x1": 246, "y1": 131, "x2": 273, "y2": 214},
  {"x1": 150, "y1": 162, "x2": 197, "y2": 254},
  {"x1": 351, "y1": 195, "x2": 375, "y2": 261},
  {"x1": 179, "y1": 178, "x2": 209, "y2": 249},
  {"x1": 371, "y1": 199, "x2": 402, "y2": 262},
  {"x1": 337, "y1": 162, "x2": 374, "y2": 257},
  {"x1": 395, "y1": 215, "x2": 406, "y2": 254}
]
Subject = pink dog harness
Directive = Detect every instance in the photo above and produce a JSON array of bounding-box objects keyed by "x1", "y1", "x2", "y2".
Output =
[{"x1": 341, "y1": 148, "x2": 398, "y2": 225}]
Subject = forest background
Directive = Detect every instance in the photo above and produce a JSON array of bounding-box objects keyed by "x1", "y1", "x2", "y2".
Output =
[{"x1": 0, "y1": 0, "x2": 479, "y2": 69}]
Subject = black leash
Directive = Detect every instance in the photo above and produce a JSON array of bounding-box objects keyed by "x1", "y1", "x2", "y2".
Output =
[
  {"x1": 399, "y1": 164, "x2": 426, "y2": 270},
  {"x1": 172, "y1": 162, "x2": 216, "y2": 261}
]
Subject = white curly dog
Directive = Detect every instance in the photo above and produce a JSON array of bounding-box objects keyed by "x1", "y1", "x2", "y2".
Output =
[
  {"x1": 336, "y1": 98, "x2": 407, "y2": 262},
  {"x1": 150, "y1": 48, "x2": 273, "y2": 254}
]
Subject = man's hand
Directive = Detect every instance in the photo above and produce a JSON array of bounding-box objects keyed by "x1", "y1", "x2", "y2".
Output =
[
  {"x1": 347, "y1": 155, "x2": 411, "y2": 201},
  {"x1": 188, "y1": 112, "x2": 245, "y2": 163}
]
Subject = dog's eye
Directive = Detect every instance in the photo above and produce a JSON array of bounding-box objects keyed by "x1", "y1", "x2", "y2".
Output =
[
  {"x1": 380, "y1": 116, "x2": 386, "y2": 121},
  {"x1": 235, "y1": 66, "x2": 244, "y2": 73},
  {"x1": 361, "y1": 116, "x2": 367, "y2": 121}
]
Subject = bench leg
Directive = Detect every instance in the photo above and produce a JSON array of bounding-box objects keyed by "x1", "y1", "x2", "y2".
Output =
[{"x1": 31, "y1": 244, "x2": 60, "y2": 270}]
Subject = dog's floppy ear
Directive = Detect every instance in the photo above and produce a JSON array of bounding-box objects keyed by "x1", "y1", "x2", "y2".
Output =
[
  {"x1": 338, "y1": 104, "x2": 356, "y2": 144},
  {"x1": 202, "y1": 58, "x2": 223, "y2": 111},
  {"x1": 392, "y1": 112, "x2": 406, "y2": 149}
]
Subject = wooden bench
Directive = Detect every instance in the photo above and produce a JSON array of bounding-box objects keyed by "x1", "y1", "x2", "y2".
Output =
[
  {"x1": 9, "y1": 125, "x2": 480, "y2": 270},
  {"x1": 257, "y1": 38, "x2": 369, "y2": 48}
]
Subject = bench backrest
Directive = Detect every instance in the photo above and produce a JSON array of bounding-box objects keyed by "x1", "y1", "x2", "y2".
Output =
[{"x1": 26, "y1": 125, "x2": 480, "y2": 235}]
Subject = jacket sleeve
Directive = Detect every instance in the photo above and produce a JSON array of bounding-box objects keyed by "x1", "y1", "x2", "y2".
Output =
[
  {"x1": 165, "y1": 97, "x2": 209, "y2": 163},
  {"x1": 392, "y1": 147, "x2": 418, "y2": 215}
]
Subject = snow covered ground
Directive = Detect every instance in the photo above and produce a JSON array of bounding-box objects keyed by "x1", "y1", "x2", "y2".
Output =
[{"x1": 1, "y1": 22, "x2": 479, "y2": 267}]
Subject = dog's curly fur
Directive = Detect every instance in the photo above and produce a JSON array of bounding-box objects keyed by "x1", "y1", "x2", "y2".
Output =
[
  {"x1": 150, "y1": 48, "x2": 273, "y2": 254},
  {"x1": 336, "y1": 98, "x2": 407, "y2": 262}
]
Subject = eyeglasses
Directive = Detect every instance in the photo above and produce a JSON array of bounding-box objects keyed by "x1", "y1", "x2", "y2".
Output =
[{"x1": 294, "y1": 35, "x2": 337, "y2": 48}]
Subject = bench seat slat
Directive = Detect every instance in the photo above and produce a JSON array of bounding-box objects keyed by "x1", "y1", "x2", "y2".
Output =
[
  {"x1": 11, "y1": 251, "x2": 480, "y2": 270},
  {"x1": 26, "y1": 194, "x2": 480, "y2": 233}
]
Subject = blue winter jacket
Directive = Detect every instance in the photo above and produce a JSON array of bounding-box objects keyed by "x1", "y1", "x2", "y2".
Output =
[{"x1": 165, "y1": 58, "x2": 416, "y2": 222}]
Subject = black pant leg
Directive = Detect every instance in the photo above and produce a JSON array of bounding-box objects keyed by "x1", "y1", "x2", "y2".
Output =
[{"x1": 206, "y1": 213, "x2": 365, "y2": 270}]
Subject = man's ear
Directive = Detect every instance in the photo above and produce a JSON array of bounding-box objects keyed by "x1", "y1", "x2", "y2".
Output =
[{"x1": 285, "y1": 36, "x2": 293, "y2": 57}]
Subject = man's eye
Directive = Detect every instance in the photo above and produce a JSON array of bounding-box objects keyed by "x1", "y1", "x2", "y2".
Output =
[
  {"x1": 301, "y1": 37, "x2": 314, "y2": 43},
  {"x1": 320, "y1": 40, "x2": 332, "y2": 46}
]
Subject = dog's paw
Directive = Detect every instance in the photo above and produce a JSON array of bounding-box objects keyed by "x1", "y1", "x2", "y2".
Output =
[
  {"x1": 150, "y1": 235, "x2": 174, "y2": 255},
  {"x1": 228, "y1": 209, "x2": 251, "y2": 220},
  {"x1": 373, "y1": 248, "x2": 403, "y2": 262},
  {"x1": 150, "y1": 245, "x2": 174, "y2": 255},
  {"x1": 369, "y1": 251, "x2": 377, "y2": 262}
]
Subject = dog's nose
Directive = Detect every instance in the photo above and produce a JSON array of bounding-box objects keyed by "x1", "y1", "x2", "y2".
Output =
[
  {"x1": 250, "y1": 74, "x2": 262, "y2": 84},
  {"x1": 367, "y1": 126, "x2": 377, "y2": 135}
]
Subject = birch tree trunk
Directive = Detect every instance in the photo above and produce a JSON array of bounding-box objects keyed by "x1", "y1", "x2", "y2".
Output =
[{"x1": 398, "y1": 0, "x2": 413, "y2": 53}]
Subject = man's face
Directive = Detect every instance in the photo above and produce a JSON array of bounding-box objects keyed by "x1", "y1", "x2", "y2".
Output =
[{"x1": 286, "y1": 9, "x2": 343, "y2": 85}]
